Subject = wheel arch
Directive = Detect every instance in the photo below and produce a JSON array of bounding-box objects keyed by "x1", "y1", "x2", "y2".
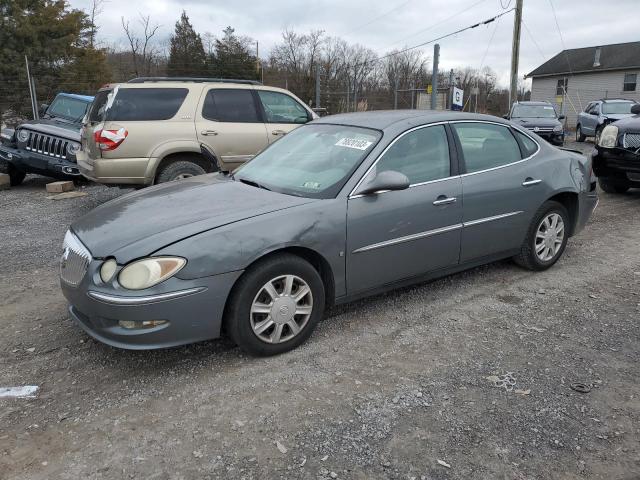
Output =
[
  {"x1": 546, "y1": 190, "x2": 579, "y2": 236},
  {"x1": 147, "y1": 142, "x2": 218, "y2": 181}
]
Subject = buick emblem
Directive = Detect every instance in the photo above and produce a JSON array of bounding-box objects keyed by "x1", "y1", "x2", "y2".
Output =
[{"x1": 533, "y1": 126, "x2": 540, "y2": 132}]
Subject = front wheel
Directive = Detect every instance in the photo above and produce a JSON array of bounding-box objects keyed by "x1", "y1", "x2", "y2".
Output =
[
  {"x1": 514, "y1": 201, "x2": 569, "y2": 271},
  {"x1": 576, "y1": 125, "x2": 585, "y2": 142},
  {"x1": 598, "y1": 177, "x2": 629, "y2": 194},
  {"x1": 8, "y1": 165, "x2": 26, "y2": 186},
  {"x1": 224, "y1": 254, "x2": 325, "y2": 356}
]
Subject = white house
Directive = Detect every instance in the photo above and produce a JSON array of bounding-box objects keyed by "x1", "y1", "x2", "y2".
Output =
[{"x1": 526, "y1": 41, "x2": 640, "y2": 127}]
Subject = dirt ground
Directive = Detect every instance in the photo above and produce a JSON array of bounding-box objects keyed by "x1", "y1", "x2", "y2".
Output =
[{"x1": 1, "y1": 141, "x2": 639, "y2": 480}]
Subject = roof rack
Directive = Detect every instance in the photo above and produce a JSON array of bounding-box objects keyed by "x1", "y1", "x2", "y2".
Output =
[
  {"x1": 127, "y1": 77, "x2": 262, "y2": 85},
  {"x1": 599, "y1": 98, "x2": 635, "y2": 102}
]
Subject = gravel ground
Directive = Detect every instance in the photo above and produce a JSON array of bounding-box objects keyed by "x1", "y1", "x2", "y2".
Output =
[{"x1": 1, "y1": 141, "x2": 639, "y2": 480}]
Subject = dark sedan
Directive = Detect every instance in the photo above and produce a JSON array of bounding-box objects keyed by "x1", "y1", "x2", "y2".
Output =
[{"x1": 60, "y1": 111, "x2": 598, "y2": 356}]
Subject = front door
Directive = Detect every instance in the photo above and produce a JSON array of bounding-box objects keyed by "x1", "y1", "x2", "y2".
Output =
[
  {"x1": 195, "y1": 87, "x2": 269, "y2": 171},
  {"x1": 346, "y1": 124, "x2": 462, "y2": 294},
  {"x1": 451, "y1": 122, "x2": 549, "y2": 262},
  {"x1": 255, "y1": 90, "x2": 312, "y2": 143}
]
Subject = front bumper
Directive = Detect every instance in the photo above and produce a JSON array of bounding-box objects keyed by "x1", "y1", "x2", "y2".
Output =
[
  {"x1": 592, "y1": 147, "x2": 640, "y2": 186},
  {"x1": 60, "y1": 261, "x2": 243, "y2": 349},
  {"x1": 0, "y1": 144, "x2": 81, "y2": 178},
  {"x1": 537, "y1": 131, "x2": 565, "y2": 145}
]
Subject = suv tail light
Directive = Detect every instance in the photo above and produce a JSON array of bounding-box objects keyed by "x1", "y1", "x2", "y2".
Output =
[{"x1": 94, "y1": 128, "x2": 128, "y2": 151}]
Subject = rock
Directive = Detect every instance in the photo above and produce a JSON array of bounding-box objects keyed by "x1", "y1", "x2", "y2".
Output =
[
  {"x1": 193, "y1": 451, "x2": 203, "y2": 458},
  {"x1": 275, "y1": 440, "x2": 287, "y2": 454}
]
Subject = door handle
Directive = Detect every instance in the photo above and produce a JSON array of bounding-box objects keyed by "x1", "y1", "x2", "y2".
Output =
[
  {"x1": 271, "y1": 129, "x2": 287, "y2": 136},
  {"x1": 200, "y1": 130, "x2": 218, "y2": 136},
  {"x1": 522, "y1": 178, "x2": 541, "y2": 186},
  {"x1": 433, "y1": 196, "x2": 457, "y2": 206}
]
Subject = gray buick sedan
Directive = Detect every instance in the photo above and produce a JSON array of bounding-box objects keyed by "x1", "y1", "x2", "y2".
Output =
[{"x1": 60, "y1": 111, "x2": 598, "y2": 356}]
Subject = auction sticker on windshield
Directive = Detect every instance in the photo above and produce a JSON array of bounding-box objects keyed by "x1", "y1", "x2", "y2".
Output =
[{"x1": 335, "y1": 138, "x2": 373, "y2": 150}]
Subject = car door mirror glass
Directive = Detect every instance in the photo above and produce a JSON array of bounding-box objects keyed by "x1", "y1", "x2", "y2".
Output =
[
  {"x1": 356, "y1": 170, "x2": 410, "y2": 195},
  {"x1": 631, "y1": 104, "x2": 640, "y2": 115}
]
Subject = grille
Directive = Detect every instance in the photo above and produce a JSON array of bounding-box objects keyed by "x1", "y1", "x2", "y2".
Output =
[
  {"x1": 623, "y1": 133, "x2": 640, "y2": 150},
  {"x1": 526, "y1": 127, "x2": 554, "y2": 133},
  {"x1": 24, "y1": 130, "x2": 70, "y2": 159},
  {"x1": 60, "y1": 231, "x2": 91, "y2": 287}
]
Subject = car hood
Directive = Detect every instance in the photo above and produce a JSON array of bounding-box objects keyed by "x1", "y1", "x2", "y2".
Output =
[
  {"x1": 20, "y1": 118, "x2": 81, "y2": 140},
  {"x1": 511, "y1": 117, "x2": 561, "y2": 128},
  {"x1": 71, "y1": 174, "x2": 316, "y2": 262},
  {"x1": 603, "y1": 113, "x2": 634, "y2": 121},
  {"x1": 611, "y1": 115, "x2": 640, "y2": 131}
]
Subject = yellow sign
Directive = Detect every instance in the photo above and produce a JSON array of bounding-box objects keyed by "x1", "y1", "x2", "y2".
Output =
[
  {"x1": 426, "y1": 85, "x2": 433, "y2": 94},
  {"x1": 556, "y1": 95, "x2": 563, "y2": 104}
]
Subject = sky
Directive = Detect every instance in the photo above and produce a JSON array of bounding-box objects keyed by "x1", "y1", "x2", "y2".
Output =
[{"x1": 69, "y1": 0, "x2": 640, "y2": 88}]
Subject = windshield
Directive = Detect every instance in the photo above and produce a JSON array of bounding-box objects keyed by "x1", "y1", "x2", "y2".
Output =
[
  {"x1": 46, "y1": 96, "x2": 90, "y2": 121},
  {"x1": 234, "y1": 124, "x2": 381, "y2": 199},
  {"x1": 511, "y1": 105, "x2": 557, "y2": 118},
  {"x1": 602, "y1": 101, "x2": 635, "y2": 114}
]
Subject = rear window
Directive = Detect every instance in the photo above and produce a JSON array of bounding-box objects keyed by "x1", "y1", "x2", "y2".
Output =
[
  {"x1": 88, "y1": 90, "x2": 110, "y2": 123},
  {"x1": 514, "y1": 130, "x2": 539, "y2": 157},
  {"x1": 105, "y1": 88, "x2": 188, "y2": 121},
  {"x1": 202, "y1": 89, "x2": 260, "y2": 123}
]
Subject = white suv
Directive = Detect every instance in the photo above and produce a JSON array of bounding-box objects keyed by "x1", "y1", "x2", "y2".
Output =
[{"x1": 78, "y1": 78, "x2": 317, "y2": 186}]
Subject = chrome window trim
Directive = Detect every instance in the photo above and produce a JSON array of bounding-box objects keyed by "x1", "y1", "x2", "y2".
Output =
[
  {"x1": 352, "y1": 210, "x2": 524, "y2": 254},
  {"x1": 87, "y1": 287, "x2": 207, "y2": 305},
  {"x1": 349, "y1": 121, "x2": 450, "y2": 199},
  {"x1": 348, "y1": 120, "x2": 541, "y2": 199}
]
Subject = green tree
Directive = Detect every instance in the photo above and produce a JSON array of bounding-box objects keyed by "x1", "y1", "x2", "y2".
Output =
[
  {"x1": 167, "y1": 11, "x2": 207, "y2": 77},
  {"x1": 211, "y1": 26, "x2": 258, "y2": 80},
  {"x1": 0, "y1": 0, "x2": 111, "y2": 119}
]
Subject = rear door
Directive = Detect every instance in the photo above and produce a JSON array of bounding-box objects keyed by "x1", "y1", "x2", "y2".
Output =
[
  {"x1": 583, "y1": 103, "x2": 600, "y2": 135},
  {"x1": 195, "y1": 87, "x2": 268, "y2": 171},
  {"x1": 255, "y1": 90, "x2": 312, "y2": 142},
  {"x1": 452, "y1": 121, "x2": 549, "y2": 262}
]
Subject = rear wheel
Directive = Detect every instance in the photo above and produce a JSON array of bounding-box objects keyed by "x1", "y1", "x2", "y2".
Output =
[
  {"x1": 576, "y1": 125, "x2": 585, "y2": 142},
  {"x1": 156, "y1": 160, "x2": 206, "y2": 183},
  {"x1": 8, "y1": 164, "x2": 26, "y2": 186},
  {"x1": 514, "y1": 200, "x2": 569, "y2": 271},
  {"x1": 598, "y1": 177, "x2": 629, "y2": 194},
  {"x1": 224, "y1": 254, "x2": 325, "y2": 356}
]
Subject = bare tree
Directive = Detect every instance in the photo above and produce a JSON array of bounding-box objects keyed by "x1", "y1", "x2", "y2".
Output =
[
  {"x1": 121, "y1": 14, "x2": 160, "y2": 77},
  {"x1": 88, "y1": 0, "x2": 105, "y2": 48}
]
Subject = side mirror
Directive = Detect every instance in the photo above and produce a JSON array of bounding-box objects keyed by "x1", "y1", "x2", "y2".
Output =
[
  {"x1": 355, "y1": 170, "x2": 410, "y2": 196},
  {"x1": 558, "y1": 114, "x2": 565, "y2": 120},
  {"x1": 631, "y1": 104, "x2": 640, "y2": 115},
  {"x1": 39, "y1": 103, "x2": 49, "y2": 115},
  {"x1": 503, "y1": 114, "x2": 510, "y2": 119}
]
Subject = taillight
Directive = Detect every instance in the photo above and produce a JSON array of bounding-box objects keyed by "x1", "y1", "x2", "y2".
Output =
[{"x1": 94, "y1": 128, "x2": 128, "y2": 151}]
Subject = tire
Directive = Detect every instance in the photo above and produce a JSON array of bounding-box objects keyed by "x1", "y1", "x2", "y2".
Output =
[
  {"x1": 156, "y1": 160, "x2": 206, "y2": 183},
  {"x1": 594, "y1": 125, "x2": 603, "y2": 144},
  {"x1": 513, "y1": 200, "x2": 570, "y2": 271},
  {"x1": 8, "y1": 165, "x2": 26, "y2": 186},
  {"x1": 598, "y1": 177, "x2": 629, "y2": 194},
  {"x1": 224, "y1": 253, "x2": 325, "y2": 356},
  {"x1": 575, "y1": 125, "x2": 585, "y2": 142}
]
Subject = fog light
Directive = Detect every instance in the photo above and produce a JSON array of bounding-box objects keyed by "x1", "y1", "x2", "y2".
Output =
[{"x1": 118, "y1": 320, "x2": 168, "y2": 329}]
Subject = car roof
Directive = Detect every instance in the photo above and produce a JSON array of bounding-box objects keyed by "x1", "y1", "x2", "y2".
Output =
[
  {"x1": 58, "y1": 93, "x2": 94, "y2": 102},
  {"x1": 600, "y1": 98, "x2": 635, "y2": 103},
  {"x1": 313, "y1": 110, "x2": 510, "y2": 131},
  {"x1": 514, "y1": 101, "x2": 552, "y2": 106}
]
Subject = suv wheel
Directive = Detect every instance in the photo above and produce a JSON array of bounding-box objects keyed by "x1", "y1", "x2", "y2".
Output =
[
  {"x1": 8, "y1": 164, "x2": 26, "y2": 186},
  {"x1": 514, "y1": 201, "x2": 569, "y2": 271},
  {"x1": 156, "y1": 160, "x2": 206, "y2": 183},
  {"x1": 598, "y1": 177, "x2": 629, "y2": 194},
  {"x1": 224, "y1": 253, "x2": 325, "y2": 356},
  {"x1": 576, "y1": 125, "x2": 585, "y2": 142}
]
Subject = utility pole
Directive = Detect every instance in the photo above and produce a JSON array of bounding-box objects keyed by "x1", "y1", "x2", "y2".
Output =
[
  {"x1": 393, "y1": 77, "x2": 398, "y2": 110},
  {"x1": 509, "y1": 0, "x2": 524, "y2": 109},
  {"x1": 25, "y1": 56, "x2": 38, "y2": 120},
  {"x1": 315, "y1": 64, "x2": 321, "y2": 109},
  {"x1": 448, "y1": 69, "x2": 454, "y2": 110},
  {"x1": 430, "y1": 43, "x2": 440, "y2": 110},
  {"x1": 410, "y1": 80, "x2": 415, "y2": 109}
]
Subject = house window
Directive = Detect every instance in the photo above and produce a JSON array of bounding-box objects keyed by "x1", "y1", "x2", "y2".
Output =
[
  {"x1": 623, "y1": 73, "x2": 637, "y2": 92},
  {"x1": 556, "y1": 78, "x2": 568, "y2": 95}
]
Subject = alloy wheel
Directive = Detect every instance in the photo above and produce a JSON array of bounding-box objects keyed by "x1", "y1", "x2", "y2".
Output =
[
  {"x1": 174, "y1": 173, "x2": 193, "y2": 180},
  {"x1": 250, "y1": 275, "x2": 313, "y2": 344},
  {"x1": 535, "y1": 213, "x2": 565, "y2": 262}
]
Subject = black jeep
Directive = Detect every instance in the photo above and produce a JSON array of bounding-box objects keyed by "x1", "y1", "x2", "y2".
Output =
[
  {"x1": 592, "y1": 103, "x2": 640, "y2": 193},
  {"x1": 0, "y1": 93, "x2": 94, "y2": 186}
]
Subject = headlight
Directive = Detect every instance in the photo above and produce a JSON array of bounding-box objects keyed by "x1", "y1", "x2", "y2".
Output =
[
  {"x1": 553, "y1": 125, "x2": 563, "y2": 133},
  {"x1": 100, "y1": 258, "x2": 118, "y2": 283},
  {"x1": 17, "y1": 129, "x2": 30, "y2": 142},
  {"x1": 67, "y1": 142, "x2": 81, "y2": 155},
  {"x1": 118, "y1": 257, "x2": 186, "y2": 290},
  {"x1": 598, "y1": 125, "x2": 618, "y2": 148}
]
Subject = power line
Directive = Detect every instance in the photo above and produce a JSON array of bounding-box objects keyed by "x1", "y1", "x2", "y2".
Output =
[
  {"x1": 345, "y1": 0, "x2": 414, "y2": 35},
  {"x1": 521, "y1": 19, "x2": 546, "y2": 62}
]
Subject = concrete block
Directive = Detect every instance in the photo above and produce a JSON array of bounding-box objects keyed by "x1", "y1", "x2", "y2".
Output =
[
  {"x1": 0, "y1": 173, "x2": 10, "y2": 190},
  {"x1": 45, "y1": 181, "x2": 74, "y2": 193}
]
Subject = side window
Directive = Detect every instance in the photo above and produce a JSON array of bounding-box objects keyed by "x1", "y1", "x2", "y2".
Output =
[
  {"x1": 623, "y1": 73, "x2": 637, "y2": 92},
  {"x1": 452, "y1": 123, "x2": 522, "y2": 174},
  {"x1": 257, "y1": 91, "x2": 309, "y2": 124},
  {"x1": 556, "y1": 78, "x2": 568, "y2": 96},
  {"x1": 513, "y1": 130, "x2": 538, "y2": 157},
  {"x1": 590, "y1": 103, "x2": 600, "y2": 115},
  {"x1": 105, "y1": 88, "x2": 188, "y2": 121},
  {"x1": 202, "y1": 89, "x2": 260, "y2": 123},
  {"x1": 375, "y1": 125, "x2": 450, "y2": 185},
  {"x1": 583, "y1": 102, "x2": 593, "y2": 113}
]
